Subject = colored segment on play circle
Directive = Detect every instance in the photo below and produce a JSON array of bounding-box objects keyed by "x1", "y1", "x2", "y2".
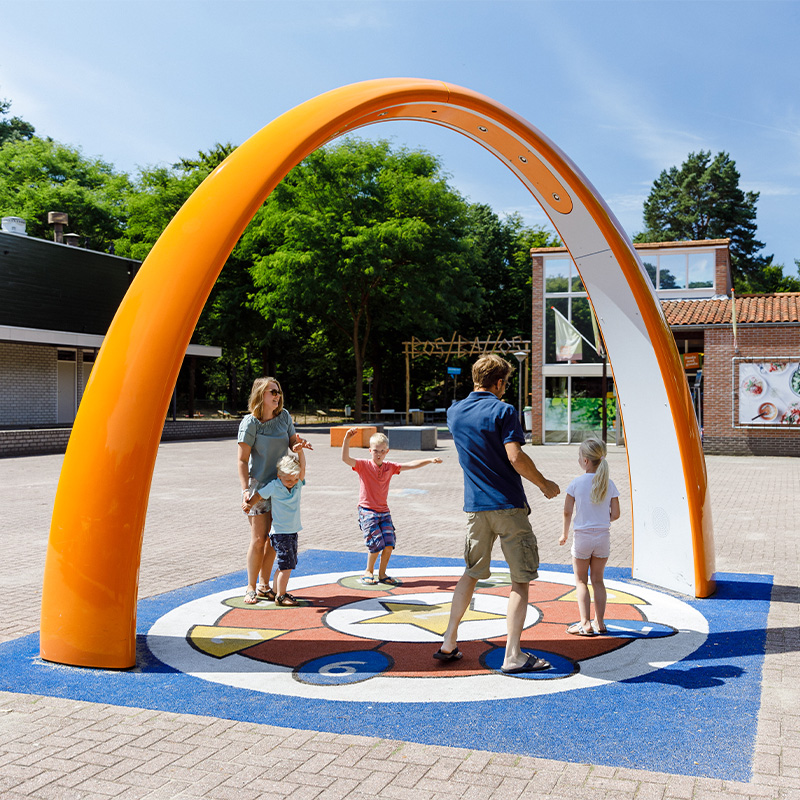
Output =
[
  {"x1": 481, "y1": 647, "x2": 577, "y2": 680},
  {"x1": 188, "y1": 625, "x2": 287, "y2": 658},
  {"x1": 295, "y1": 650, "x2": 392, "y2": 685},
  {"x1": 601, "y1": 620, "x2": 676, "y2": 638}
]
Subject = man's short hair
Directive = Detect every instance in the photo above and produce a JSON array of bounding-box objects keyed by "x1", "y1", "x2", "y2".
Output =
[{"x1": 472, "y1": 354, "x2": 513, "y2": 389}]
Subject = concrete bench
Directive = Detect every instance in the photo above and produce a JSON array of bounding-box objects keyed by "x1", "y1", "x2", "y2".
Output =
[{"x1": 386, "y1": 426, "x2": 438, "y2": 451}]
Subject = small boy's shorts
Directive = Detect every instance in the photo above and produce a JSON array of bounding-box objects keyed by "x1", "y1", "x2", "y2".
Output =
[
  {"x1": 358, "y1": 507, "x2": 396, "y2": 553},
  {"x1": 270, "y1": 532, "x2": 298, "y2": 570}
]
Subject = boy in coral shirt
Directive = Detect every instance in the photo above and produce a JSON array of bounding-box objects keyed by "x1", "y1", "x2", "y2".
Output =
[{"x1": 341, "y1": 429, "x2": 441, "y2": 585}]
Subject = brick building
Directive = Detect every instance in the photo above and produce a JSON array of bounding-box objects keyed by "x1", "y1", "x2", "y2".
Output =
[
  {"x1": 0, "y1": 223, "x2": 221, "y2": 443},
  {"x1": 530, "y1": 239, "x2": 799, "y2": 456}
]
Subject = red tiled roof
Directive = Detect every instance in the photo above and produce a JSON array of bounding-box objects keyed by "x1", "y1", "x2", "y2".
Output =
[{"x1": 661, "y1": 294, "x2": 800, "y2": 326}]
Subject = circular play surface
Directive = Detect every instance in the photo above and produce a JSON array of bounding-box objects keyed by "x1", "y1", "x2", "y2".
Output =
[{"x1": 147, "y1": 567, "x2": 707, "y2": 703}]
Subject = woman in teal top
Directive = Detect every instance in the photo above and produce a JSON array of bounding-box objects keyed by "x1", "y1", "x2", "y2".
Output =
[{"x1": 237, "y1": 376, "x2": 311, "y2": 604}]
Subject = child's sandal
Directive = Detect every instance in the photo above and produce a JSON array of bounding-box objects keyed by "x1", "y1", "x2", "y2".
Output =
[
  {"x1": 256, "y1": 584, "x2": 276, "y2": 601},
  {"x1": 276, "y1": 593, "x2": 300, "y2": 606}
]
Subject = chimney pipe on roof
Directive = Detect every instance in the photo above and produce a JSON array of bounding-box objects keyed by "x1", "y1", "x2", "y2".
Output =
[
  {"x1": 64, "y1": 233, "x2": 81, "y2": 247},
  {"x1": 47, "y1": 211, "x2": 68, "y2": 243},
  {"x1": 1, "y1": 216, "x2": 27, "y2": 235}
]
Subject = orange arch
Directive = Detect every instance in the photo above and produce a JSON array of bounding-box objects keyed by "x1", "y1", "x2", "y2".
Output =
[{"x1": 40, "y1": 79, "x2": 714, "y2": 669}]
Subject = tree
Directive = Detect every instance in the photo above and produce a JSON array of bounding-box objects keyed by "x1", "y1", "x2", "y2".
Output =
[
  {"x1": 245, "y1": 139, "x2": 485, "y2": 419},
  {"x1": 117, "y1": 143, "x2": 274, "y2": 410},
  {"x1": 0, "y1": 136, "x2": 131, "y2": 250},
  {"x1": 635, "y1": 150, "x2": 777, "y2": 291},
  {"x1": 0, "y1": 96, "x2": 35, "y2": 146},
  {"x1": 466, "y1": 206, "x2": 560, "y2": 337}
]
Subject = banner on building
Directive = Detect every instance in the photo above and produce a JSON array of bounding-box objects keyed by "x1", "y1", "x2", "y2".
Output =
[
  {"x1": 737, "y1": 361, "x2": 800, "y2": 426},
  {"x1": 552, "y1": 307, "x2": 583, "y2": 362}
]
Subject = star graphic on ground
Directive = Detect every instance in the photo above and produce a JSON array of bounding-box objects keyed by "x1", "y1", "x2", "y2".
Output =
[{"x1": 356, "y1": 600, "x2": 504, "y2": 635}]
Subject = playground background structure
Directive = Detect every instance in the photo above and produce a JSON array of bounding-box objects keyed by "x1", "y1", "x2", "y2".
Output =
[{"x1": 39, "y1": 78, "x2": 714, "y2": 670}]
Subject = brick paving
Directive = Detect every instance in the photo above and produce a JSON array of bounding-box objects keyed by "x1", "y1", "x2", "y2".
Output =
[{"x1": 0, "y1": 431, "x2": 799, "y2": 798}]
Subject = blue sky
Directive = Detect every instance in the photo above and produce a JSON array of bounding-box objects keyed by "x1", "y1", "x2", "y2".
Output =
[{"x1": 2, "y1": 0, "x2": 799, "y2": 277}]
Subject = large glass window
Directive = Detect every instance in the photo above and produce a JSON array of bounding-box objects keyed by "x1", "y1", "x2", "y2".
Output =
[
  {"x1": 658, "y1": 254, "x2": 686, "y2": 290},
  {"x1": 544, "y1": 376, "x2": 616, "y2": 444},
  {"x1": 570, "y1": 298, "x2": 603, "y2": 364},
  {"x1": 544, "y1": 376, "x2": 569, "y2": 443},
  {"x1": 545, "y1": 257, "x2": 570, "y2": 293},
  {"x1": 688, "y1": 253, "x2": 714, "y2": 288},
  {"x1": 543, "y1": 257, "x2": 602, "y2": 365},
  {"x1": 545, "y1": 297, "x2": 569, "y2": 364},
  {"x1": 634, "y1": 249, "x2": 716, "y2": 291},
  {"x1": 642, "y1": 259, "x2": 657, "y2": 288}
]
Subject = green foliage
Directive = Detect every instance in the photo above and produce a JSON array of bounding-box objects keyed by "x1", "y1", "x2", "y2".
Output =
[
  {"x1": 747, "y1": 261, "x2": 800, "y2": 293},
  {"x1": 0, "y1": 95, "x2": 35, "y2": 146},
  {"x1": 0, "y1": 89, "x2": 565, "y2": 413},
  {"x1": 0, "y1": 137, "x2": 131, "y2": 250},
  {"x1": 117, "y1": 143, "x2": 275, "y2": 410},
  {"x1": 635, "y1": 150, "x2": 778, "y2": 290},
  {"x1": 465, "y1": 205, "x2": 560, "y2": 337},
  {"x1": 245, "y1": 138, "x2": 488, "y2": 417}
]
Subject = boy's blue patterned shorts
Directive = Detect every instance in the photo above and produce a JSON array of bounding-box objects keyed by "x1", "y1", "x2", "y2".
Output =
[
  {"x1": 358, "y1": 507, "x2": 396, "y2": 553},
  {"x1": 269, "y1": 532, "x2": 298, "y2": 570}
]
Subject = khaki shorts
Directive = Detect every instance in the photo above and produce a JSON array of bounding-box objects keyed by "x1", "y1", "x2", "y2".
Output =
[{"x1": 464, "y1": 508, "x2": 540, "y2": 584}]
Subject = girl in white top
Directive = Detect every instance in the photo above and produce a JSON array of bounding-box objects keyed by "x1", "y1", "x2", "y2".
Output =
[{"x1": 559, "y1": 437, "x2": 620, "y2": 636}]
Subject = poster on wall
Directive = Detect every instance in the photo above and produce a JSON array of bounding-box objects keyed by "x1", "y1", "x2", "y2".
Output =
[{"x1": 738, "y1": 361, "x2": 800, "y2": 426}]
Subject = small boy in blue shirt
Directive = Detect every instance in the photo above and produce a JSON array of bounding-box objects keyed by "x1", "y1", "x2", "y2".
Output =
[{"x1": 242, "y1": 449, "x2": 306, "y2": 606}]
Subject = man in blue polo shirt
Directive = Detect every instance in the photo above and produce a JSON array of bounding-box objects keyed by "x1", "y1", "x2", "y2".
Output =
[{"x1": 435, "y1": 354, "x2": 560, "y2": 673}]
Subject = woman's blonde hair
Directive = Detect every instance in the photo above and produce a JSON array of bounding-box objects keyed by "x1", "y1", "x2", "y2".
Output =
[
  {"x1": 580, "y1": 437, "x2": 610, "y2": 504},
  {"x1": 248, "y1": 376, "x2": 284, "y2": 419},
  {"x1": 276, "y1": 454, "x2": 301, "y2": 477}
]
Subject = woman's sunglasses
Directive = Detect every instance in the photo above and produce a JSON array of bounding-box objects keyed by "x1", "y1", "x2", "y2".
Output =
[{"x1": 268, "y1": 388, "x2": 282, "y2": 397}]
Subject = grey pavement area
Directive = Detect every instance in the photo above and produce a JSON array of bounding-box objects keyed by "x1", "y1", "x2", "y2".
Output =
[{"x1": 0, "y1": 431, "x2": 799, "y2": 799}]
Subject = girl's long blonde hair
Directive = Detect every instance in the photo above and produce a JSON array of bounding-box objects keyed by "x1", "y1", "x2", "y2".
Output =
[{"x1": 580, "y1": 437, "x2": 610, "y2": 504}]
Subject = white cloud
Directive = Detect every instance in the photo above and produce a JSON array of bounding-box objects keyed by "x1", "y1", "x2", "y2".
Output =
[{"x1": 741, "y1": 182, "x2": 799, "y2": 198}]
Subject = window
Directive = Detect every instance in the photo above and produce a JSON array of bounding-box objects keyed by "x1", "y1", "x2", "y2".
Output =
[
  {"x1": 543, "y1": 256, "x2": 602, "y2": 365},
  {"x1": 688, "y1": 253, "x2": 714, "y2": 289},
  {"x1": 636, "y1": 249, "x2": 716, "y2": 291},
  {"x1": 659, "y1": 254, "x2": 686, "y2": 290},
  {"x1": 544, "y1": 258, "x2": 570, "y2": 293}
]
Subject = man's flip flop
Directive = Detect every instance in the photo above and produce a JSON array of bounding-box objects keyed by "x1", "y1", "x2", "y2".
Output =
[
  {"x1": 359, "y1": 575, "x2": 377, "y2": 585},
  {"x1": 378, "y1": 575, "x2": 400, "y2": 586},
  {"x1": 433, "y1": 648, "x2": 463, "y2": 662},
  {"x1": 500, "y1": 654, "x2": 551, "y2": 674},
  {"x1": 567, "y1": 623, "x2": 595, "y2": 636}
]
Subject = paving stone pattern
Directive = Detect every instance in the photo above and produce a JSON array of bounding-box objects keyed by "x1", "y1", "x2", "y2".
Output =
[{"x1": 0, "y1": 433, "x2": 798, "y2": 799}]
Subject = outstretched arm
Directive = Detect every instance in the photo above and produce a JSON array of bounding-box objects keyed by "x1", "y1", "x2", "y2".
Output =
[
  {"x1": 398, "y1": 457, "x2": 443, "y2": 471},
  {"x1": 504, "y1": 441, "x2": 560, "y2": 499},
  {"x1": 297, "y1": 446, "x2": 306, "y2": 481},
  {"x1": 341, "y1": 427, "x2": 359, "y2": 467}
]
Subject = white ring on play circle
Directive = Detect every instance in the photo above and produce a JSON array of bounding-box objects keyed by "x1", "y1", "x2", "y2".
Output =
[
  {"x1": 147, "y1": 567, "x2": 708, "y2": 703},
  {"x1": 324, "y1": 592, "x2": 539, "y2": 643}
]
